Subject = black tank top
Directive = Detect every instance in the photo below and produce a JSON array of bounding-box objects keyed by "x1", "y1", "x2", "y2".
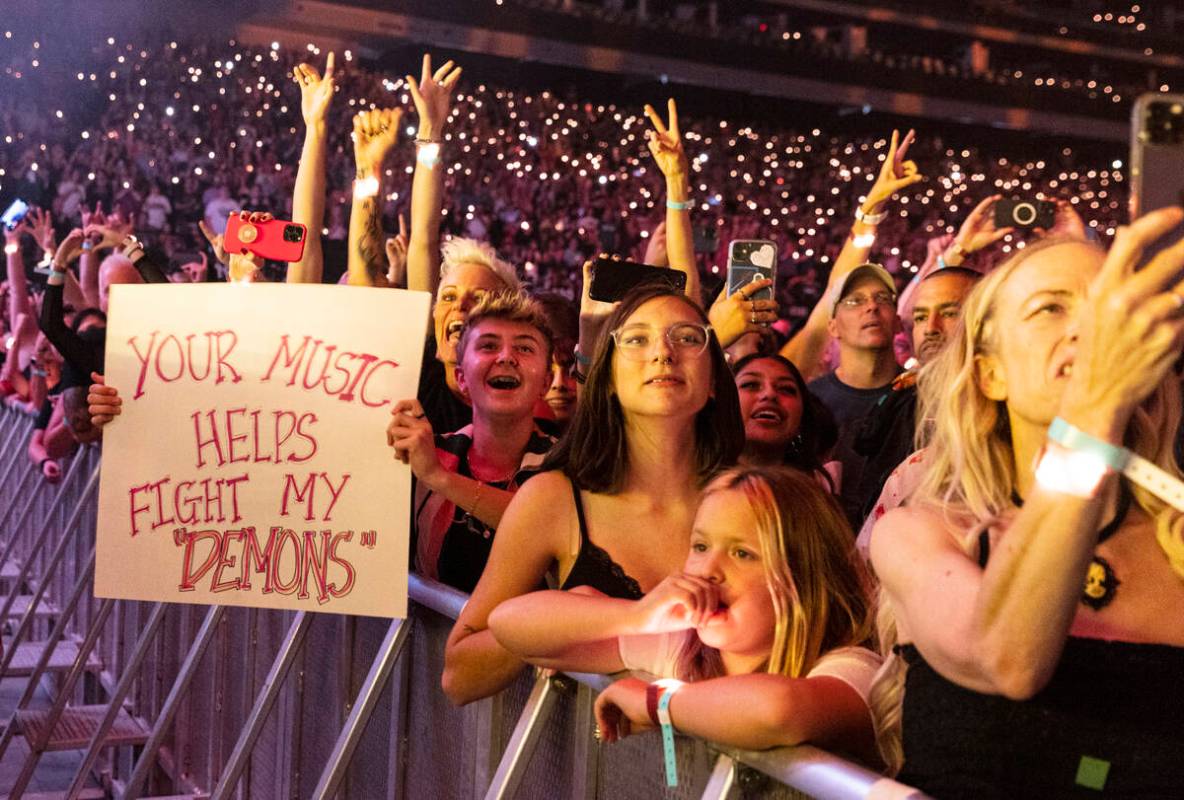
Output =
[
  {"x1": 559, "y1": 483, "x2": 643, "y2": 600},
  {"x1": 898, "y1": 507, "x2": 1184, "y2": 798}
]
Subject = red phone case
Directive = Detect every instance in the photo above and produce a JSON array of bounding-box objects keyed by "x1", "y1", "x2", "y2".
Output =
[{"x1": 224, "y1": 215, "x2": 308, "y2": 263}]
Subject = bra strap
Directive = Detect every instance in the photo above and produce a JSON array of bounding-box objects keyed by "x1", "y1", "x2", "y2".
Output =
[{"x1": 571, "y1": 480, "x2": 590, "y2": 543}]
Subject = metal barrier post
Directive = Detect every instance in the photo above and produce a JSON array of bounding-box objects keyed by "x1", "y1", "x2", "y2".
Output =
[
  {"x1": 121, "y1": 604, "x2": 228, "y2": 799},
  {"x1": 4, "y1": 597, "x2": 116, "y2": 798},
  {"x1": 65, "y1": 602, "x2": 170, "y2": 798},
  {"x1": 0, "y1": 465, "x2": 38, "y2": 535},
  {"x1": 0, "y1": 414, "x2": 34, "y2": 492},
  {"x1": 309, "y1": 616, "x2": 413, "y2": 800},
  {"x1": 482, "y1": 670, "x2": 563, "y2": 800},
  {"x1": 0, "y1": 462, "x2": 100, "y2": 672},
  {"x1": 13, "y1": 545, "x2": 98, "y2": 711},
  {"x1": 208, "y1": 611, "x2": 313, "y2": 800},
  {"x1": 700, "y1": 755, "x2": 737, "y2": 800}
]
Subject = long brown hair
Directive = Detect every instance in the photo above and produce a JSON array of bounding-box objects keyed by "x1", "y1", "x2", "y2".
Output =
[
  {"x1": 542, "y1": 285, "x2": 744, "y2": 492},
  {"x1": 674, "y1": 466, "x2": 875, "y2": 681}
]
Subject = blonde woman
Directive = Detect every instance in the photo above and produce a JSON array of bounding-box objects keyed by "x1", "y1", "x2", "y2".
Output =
[
  {"x1": 489, "y1": 466, "x2": 880, "y2": 760},
  {"x1": 869, "y1": 209, "x2": 1184, "y2": 797}
]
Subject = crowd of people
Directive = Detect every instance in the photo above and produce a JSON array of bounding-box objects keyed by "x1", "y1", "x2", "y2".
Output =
[
  {"x1": 4, "y1": 26, "x2": 1184, "y2": 799},
  {"x1": 519, "y1": 0, "x2": 1174, "y2": 112}
]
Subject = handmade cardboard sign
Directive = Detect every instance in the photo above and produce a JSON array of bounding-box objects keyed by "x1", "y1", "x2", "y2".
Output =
[{"x1": 95, "y1": 283, "x2": 430, "y2": 618}]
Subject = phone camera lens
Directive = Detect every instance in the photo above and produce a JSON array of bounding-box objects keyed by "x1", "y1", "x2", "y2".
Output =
[
  {"x1": 283, "y1": 225, "x2": 304, "y2": 243},
  {"x1": 1012, "y1": 203, "x2": 1037, "y2": 226}
]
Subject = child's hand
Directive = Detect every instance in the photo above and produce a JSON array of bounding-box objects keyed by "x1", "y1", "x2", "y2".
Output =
[
  {"x1": 631, "y1": 572, "x2": 719, "y2": 633},
  {"x1": 594, "y1": 678, "x2": 654, "y2": 743}
]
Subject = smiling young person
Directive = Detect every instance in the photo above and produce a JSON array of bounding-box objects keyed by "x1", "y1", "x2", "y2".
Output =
[
  {"x1": 441, "y1": 285, "x2": 743, "y2": 705},
  {"x1": 732, "y1": 353, "x2": 836, "y2": 486},
  {"x1": 488, "y1": 466, "x2": 879, "y2": 761},
  {"x1": 388, "y1": 291, "x2": 555, "y2": 593}
]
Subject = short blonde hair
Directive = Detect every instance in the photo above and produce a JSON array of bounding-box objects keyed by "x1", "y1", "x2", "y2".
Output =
[
  {"x1": 440, "y1": 237, "x2": 520, "y2": 293},
  {"x1": 456, "y1": 290, "x2": 553, "y2": 363}
]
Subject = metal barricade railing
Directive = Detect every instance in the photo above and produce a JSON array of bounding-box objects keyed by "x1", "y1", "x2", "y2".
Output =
[{"x1": 0, "y1": 408, "x2": 930, "y2": 799}]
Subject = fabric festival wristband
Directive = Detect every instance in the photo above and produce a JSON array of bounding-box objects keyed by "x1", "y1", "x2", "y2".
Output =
[
  {"x1": 1048, "y1": 416, "x2": 1184, "y2": 511},
  {"x1": 666, "y1": 199, "x2": 692, "y2": 211},
  {"x1": 657, "y1": 682, "x2": 682, "y2": 787}
]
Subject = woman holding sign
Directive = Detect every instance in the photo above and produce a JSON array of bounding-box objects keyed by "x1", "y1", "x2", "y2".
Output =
[{"x1": 441, "y1": 284, "x2": 744, "y2": 705}]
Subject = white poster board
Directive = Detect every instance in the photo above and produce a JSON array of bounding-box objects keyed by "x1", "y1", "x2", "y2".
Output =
[{"x1": 95, "y1": 283, "x2": 430, "y2": 618}]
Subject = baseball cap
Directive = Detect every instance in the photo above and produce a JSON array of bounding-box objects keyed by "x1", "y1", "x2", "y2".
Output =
[{"x1": 829, "y1": 263, "x2": 897, "y2": 317}]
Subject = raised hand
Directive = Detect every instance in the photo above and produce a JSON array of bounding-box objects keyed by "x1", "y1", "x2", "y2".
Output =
[
  {"x1": 52, "y1": 228, "x2": 87, "y2": 268},
  {"x1": 951, "y1": 194, "x2": 1012, "y2": 257},
  {"x1": 1065, "y1": 207, "x2": 1184, "y2": 434},
  {"x1": 642, "y1": 221, "x2": 668, "y2": 267},
  {"x1": 1036, "y1": 198, "x2": 1088, "y2": 241},
  {"x1": 864, "y1": 129, "x2": 924, "y2": 212},
  {"x1": 708, "y1": 278, "x2": 779, "y2": 348},
  {"x1": 643, "y1": 99, "x2": 689, "y2": 180},
  {"x1": 25, "y1": 207, "x2": 55, "y2": 255},
  {"x1": 80, "y1": 202, "x2": 105, "y2": 230},
  {"x1": 198, "y1": 219, "x2": 228, "y2": 265},
  {"x1": 386, "y1": 213, "x2": 408, "y2": 286},
  {"x1": 84, "y1": 214, "x2": 133, "y2": 250},
  {"x1": 352, "y1": 108, "x2": 404, "y2": 174},
  {"x1": 292, "y1": 52, "x2": 336, "y2": 126},
  {"x1": 405, "y1": 53, "x2": 462, "y2": 142}
]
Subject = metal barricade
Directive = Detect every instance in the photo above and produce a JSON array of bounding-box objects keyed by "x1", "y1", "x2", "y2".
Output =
[{"x1": 0, "y1": 409, "x2": 929, "y2": 799}]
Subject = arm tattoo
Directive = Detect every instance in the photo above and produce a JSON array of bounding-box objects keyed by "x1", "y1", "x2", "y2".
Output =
[{"x1": 355, "y1": 196, "x2": 386, "y2": 283}]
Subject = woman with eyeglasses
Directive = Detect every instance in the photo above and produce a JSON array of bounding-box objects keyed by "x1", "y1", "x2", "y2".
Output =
[{"x1": 443, "y1": 284, "x2": 744, "y2": 705}]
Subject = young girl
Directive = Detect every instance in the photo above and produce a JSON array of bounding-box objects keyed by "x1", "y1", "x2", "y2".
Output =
[{"x1": 488, "y1": 466, "x2": 881, "y2": 759}]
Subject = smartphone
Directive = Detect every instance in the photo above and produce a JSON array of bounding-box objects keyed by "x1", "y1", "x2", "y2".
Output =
[
  {"x1": 726, "y1": 239, "x2": 777, "y2": 300},
  {"x1": 1, "y1": 199, "x2": 29, "y2": 231},
  {"x1": 588, "y1": 257, "x2": 687, "y2": 302},
  {"x1": 224, "y1": 215, "x2": 307, "y2": 263},
  {"x1": 994, "y1": 198, "x2": 1056, "y2": 231},
  {"x1": 1131, "y1": 94, "x2": 1184, "y2": 258}
]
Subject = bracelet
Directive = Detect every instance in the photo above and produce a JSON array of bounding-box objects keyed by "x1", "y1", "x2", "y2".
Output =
[
  {"x1": 854, "y1": 206, "x2": 888, "y2": 226},
  {"x1": 38, "y1": 458, "x2": 51, "y2": 471},
  {"x1": 573, "y1": 346, "x2": 591, "y2": 368},
  {"x1": 1047, "y1": 418, "x2": 1127, "y2": 472},
  {"x1": 656, "y1": 680, "x2": 683, "y2": 787},
  {"x1": 416, "y1": 142, "x2": 441, "y2": 168},
  {"x1": 1047, "y1": 417, "x2": 1184, "y2": 510},
  {"x1": 572, "y1": 366, "x2": 586, "y2": 385},
  {"x1": 852, "y1": 231, "x2": 876, "y2": 249},
  {"x1": 414, "y1": 137, "x2": 442, "y2": 146},
  {"x1": 81, "y1": 241, "x2": 93, "y2": 251},
  {"x1": 666, "y1": 199, "x2": 692, "y2": 211},
  {"x1": 470, "y1": 482, "x2": 485, "y2": 518}
]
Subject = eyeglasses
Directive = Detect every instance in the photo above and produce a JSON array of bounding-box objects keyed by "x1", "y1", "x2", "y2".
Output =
[
  {"x1": 610, "y1": 323, "x2": 713, "y2": 361},
  {"x1": 839, "y1": 291, "x2": 896, "y2": 310}
]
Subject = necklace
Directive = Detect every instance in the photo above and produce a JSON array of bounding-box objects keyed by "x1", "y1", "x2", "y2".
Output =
[{"x1": 1010, "y1": 483, "x2": 1129, "y2": 611}]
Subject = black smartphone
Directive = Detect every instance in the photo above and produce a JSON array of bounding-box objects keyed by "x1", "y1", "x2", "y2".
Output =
[
  {"x1": 588, "y1": 257, "x2": 687, "y2": 302},
  {"x1": 726, "y1": 239, "x2": 777, "y2": 300},
  {"x1": 994, "y1": 198, "x2": 1056, "y2": 231},
  {"x1": 1131, "y1": 94, "x2": 1184, "y2": 259}
]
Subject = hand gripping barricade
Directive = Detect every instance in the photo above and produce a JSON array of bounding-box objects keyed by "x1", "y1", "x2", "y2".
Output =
[{"x1": 0, "y1": 406, "x2": 929, "y2": 799}]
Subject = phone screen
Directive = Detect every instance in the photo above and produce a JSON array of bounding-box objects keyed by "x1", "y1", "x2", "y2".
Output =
[
  {"x1": 1132, "y1": 95, "x2": 1184, "y2": 259},
  {"x1": 1, "y1": 199, "x2": 29, "y2": 231},
  {"x1": 726, "y1": 240, "x2": 777, "y2": 299}
]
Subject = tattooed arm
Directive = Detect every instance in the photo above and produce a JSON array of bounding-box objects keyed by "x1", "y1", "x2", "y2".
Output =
[{"x1": 347, "y1": 108, "x2": 403, "y2": 287}]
